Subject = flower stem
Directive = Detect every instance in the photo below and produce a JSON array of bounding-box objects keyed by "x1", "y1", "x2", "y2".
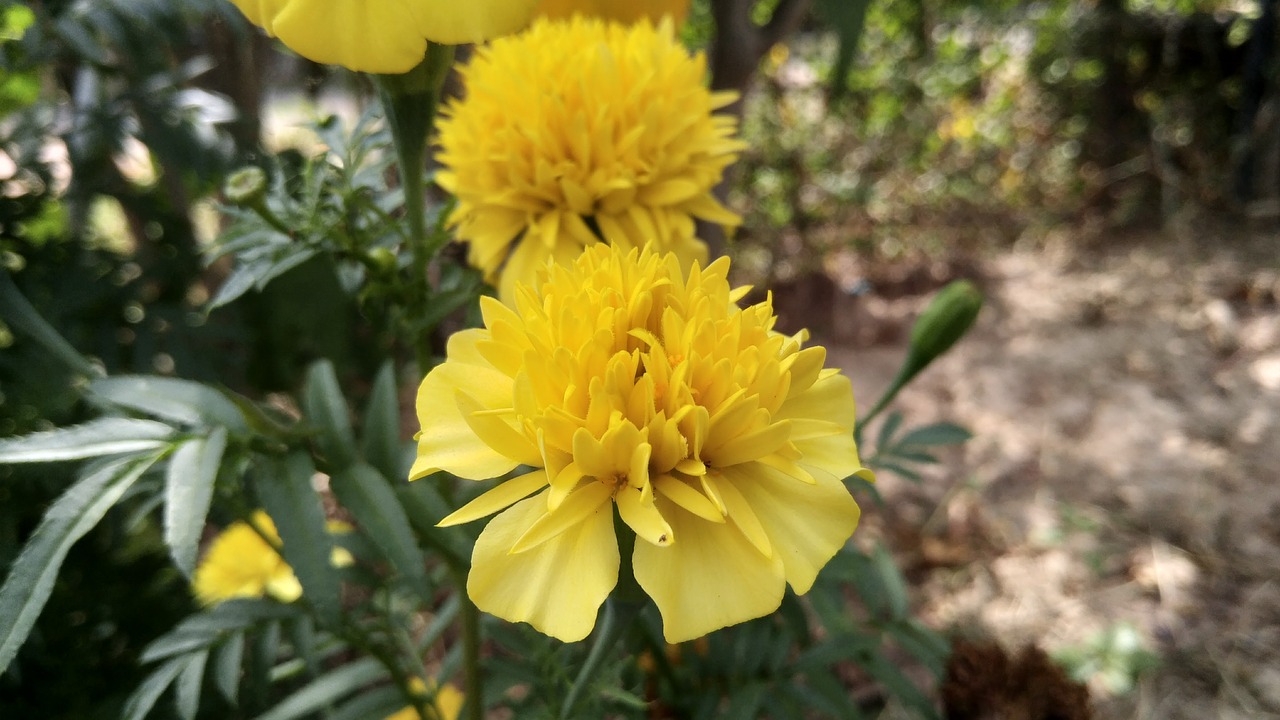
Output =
[
  {"x1": 376, "y1": 42, "x2": 455, "y2": 370},
  {"x1": 450, "y1": 566, "x2": 484, "y2": 720}
]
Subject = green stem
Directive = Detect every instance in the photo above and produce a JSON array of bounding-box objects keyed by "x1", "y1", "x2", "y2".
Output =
[
  {"x1": 855, "y1": 365, "x2": 909, "y2": 446},
  {"x1": 376, "y1": 43, "x2": 455, "y2": 372},
  {"x1": 450, "y1": 566, "x2": 484, "y2": 720}
]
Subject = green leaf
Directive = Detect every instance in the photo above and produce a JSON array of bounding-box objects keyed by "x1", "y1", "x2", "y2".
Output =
[
  {"x1": 165, "y1": 428, "x2": 229, "y2": 577},
  {"x1": 141, "y1": 600, "x2": 295, "y2": 663},
  {"x1": 174, "y1": 649, "x2": 208, "y2": 720},
  {"x1": 256, "y1": 452, "x2": 341, "y2": 624},
  {"x1": 360, "y1": 362, "x2": 403, "y2": 480},
  {"x1": 254, "y1": 658, "x2": 388, "y2": 720},
  {"x1": 876, "y1": 411, "x2": 904, "y2": 452},
  {"x1": 0, "y1": 271, "x2": 97, "y2": 377},
  {"x1": 90, "y1": 376, "x2": 248, "y2": 431},
  {"x1": 327, "y1": 686, "x2": 404, "y2": 720},
  {"x1": 863, "y1": 646, "x2": 938, "y2": 718},
  {"x1": 330, "y1": 463, "x2": 429, "y2": 598},
  {"x1": 122, "y1": 656, "x2": 188, "y2": 720},
  {"x1": 869, "y1": 460, "x2": 923, "y2": 482},
  {"x1": 0, "y1": 454, "x2": 160, "y2": 674},
  {"x1": 897, "y1": 422, "x2": 973, "y2": 448},
  {"x1": 0, "y1": 418, "x2": 174, "y2": 463},
  {"x1": 213, "y1": 633, "x2": 245, "y2": 705},
  {"x1": 722, "y1": 682, "x2": 765, "y2": 718},
  {"x1": 397, "y1": 480, "x2": 471, "y2": 565},
  {"x1": 303, "y1": 360, "x2": 358, "y2": 471},
  {"x1": 873, "y1": 544, "x2": 910, "y2": 621}
]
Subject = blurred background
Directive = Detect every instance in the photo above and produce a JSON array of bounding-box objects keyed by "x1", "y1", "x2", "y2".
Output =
[{"x1": 2, "y1": 0, "x2": 1278, "y2": 717}]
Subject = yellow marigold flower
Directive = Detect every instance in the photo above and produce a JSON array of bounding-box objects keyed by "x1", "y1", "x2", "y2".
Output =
[
  {"x1": 435, "y1": 17, "x2": 744, "y2": 303},
  {"x1": 192, "y1": 511, "x2": 353, "y2": 605},
  {"x1": 411, "y1": 245, "x2": 870, "y2": 643},
  {"x1": 227, "y1": 0, "x2": 539, "y2": 74},
  {"x1": 536, "y1": 0, "x2": 691, "y2": 24},
  {"x1": 383, "y1": 678, "x2": 463, "y2": 720}
]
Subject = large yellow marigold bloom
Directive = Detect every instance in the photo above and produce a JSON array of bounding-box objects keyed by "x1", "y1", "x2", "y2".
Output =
[
  {"x1": 536, "y1": 0, "x2": 692, "y2": 24},
  {"x1": 227, "y1": 0, "x2": 539, "y2": 73},
  {"x1": 435, "y1": 17, "x2": 744, "y2": 303},
  {"x1": 411, "y1": 245, "x2": 870, "y2": 643},
  {"x1": 192, "y1": 511, "x2": 353, "y2": 605}
]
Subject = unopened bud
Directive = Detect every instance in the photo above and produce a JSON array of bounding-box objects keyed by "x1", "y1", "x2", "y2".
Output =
[
  {"x1": 223, "y1": 166, "x2": 268, "y2": 206},
  {"x1": 902, "y1": 280, "x2": 983, "y2": 381}
]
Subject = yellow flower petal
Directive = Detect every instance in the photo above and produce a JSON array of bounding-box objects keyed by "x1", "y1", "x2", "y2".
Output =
[
  {"x1": 616, "y1": 484, "x2": 674, "y2": 547},
  {"x1": 438, "y1": 470, "x2": 550, "y2": 527},
  {"x1": 510, "y1": 482, "x2": 613, "y2": 553},
  {"x1": 536, "y1": 0, "x2": 692, "y2": 24},
  {"x1": 436, "y1": 17, "x2": 739, "y2": 302},
  {"x1": 468, "y1": 492, "x2": 618, "y2": 642},
  {"x1": 633, "y1": 498, "x2": 786, "y2": 643},
  {"x1": 412, "y1": 355, "x2": 517, "y2": 481},
  {"x1": 230, "y1": 0, "x2": 538, "y2": 73},
  {"x1": 722, "y1": 463, "x2": 861, "y2": 594}
]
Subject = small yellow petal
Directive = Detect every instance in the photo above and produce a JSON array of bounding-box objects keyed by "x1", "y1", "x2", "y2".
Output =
[
  {"x1": 438, "y1": 471, "x2": 550, "y2": 527},
  {"x1": 468, "y1": 492, "x2": 618, "y2": 642},
  {"x1": 510, "y1": 482, "x2": 613, "y2": 554},
  {"x1": 633, "y1": 498, "x2": 785, "y2": 643},
  {"x1": 616, "y1": 485, "x2": 673, "y2": 547}
]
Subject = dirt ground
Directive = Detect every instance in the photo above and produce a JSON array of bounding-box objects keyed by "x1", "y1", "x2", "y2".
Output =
[{"x1": 792, "y1": 222, "x2": 1280, "y2": 719}]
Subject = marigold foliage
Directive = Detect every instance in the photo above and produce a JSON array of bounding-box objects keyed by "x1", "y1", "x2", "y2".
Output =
[
  {"x1": 227, "y1": 0, "x2": 539, "y2": 73},
  {"x1": 435, "y1": 17, "x2": 745, "y2": 302},
  {"x1": 412, "y1": 245, "x2": 871, "y2": 643}
]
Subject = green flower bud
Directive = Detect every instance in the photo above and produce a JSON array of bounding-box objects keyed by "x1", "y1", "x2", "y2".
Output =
[
  {"x1": 223, "y1": 166, "x2": 268, "y2": 206},
  {"x1": 902, "y1": 279, "x2": 983, "y2": 382},
  {"x1": 367, "y1": 247, "x2": 399, "y2": 273}
]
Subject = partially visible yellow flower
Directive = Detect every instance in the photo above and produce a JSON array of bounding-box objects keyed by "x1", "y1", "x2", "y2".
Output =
[
  {"x1": 383, "y1": 678, "x2": 463, "y2": 720},
  {"x1": 435, "y1": 17, "x2": 744, "y2": 302},
  {"x1": 536, "y1": 0, "x2": 691, "y2": 25},
  {"x1": 192, "y1": 511, "x2": 353, "y2": 605},
  {"x1": 227, "y1": 0, "x2": 540, "y2": 73},
  {"x1": 412, "y1": 245, "x2": 871, "y2": 643}
]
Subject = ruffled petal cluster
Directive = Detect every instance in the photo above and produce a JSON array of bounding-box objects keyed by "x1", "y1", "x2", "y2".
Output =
[
  {"x1": 435, "y1": 17, "x2": 745, "y2": 302},
  {"x1": 192, "y1": 511, "x2": 352, "y2": 606},
  {"x1": 228, "y1": 0, "x2": 539, "y2": 73},
  {"x1": 412, "y1": 245, "x2": 870, "y2": 643},
  {"x1": 536, "y1": 0, "x2": 692, "y2": 24}
]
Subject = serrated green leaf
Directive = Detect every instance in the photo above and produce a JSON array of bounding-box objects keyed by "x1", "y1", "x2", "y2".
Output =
[
  {"x1": 90, "y1": 376, "x2": 248, "y2": 430},
  {"x1": 328, "y1": 686, "x2": 404, "y2": 720},
  {"x1": 122, "y1": 656, "x2": 187, "y2": 720},
  {"x1": 897, "y1": 422, "x2": 973, "y2": 448},
  {"x1": 213, "y1": 633, "x2": 245, "y2": 705},
  {"x1": 0, "y1": 454, "x2": 160, "y2": 674},
  {"x1": 254, "y1": 658, "x2": 388, "y2": 720},
  {"x1": 141, "y1": 600, "x2": 296, "y2": 663},
  {"x1": 303, "y1": 360, "x2": 358, "y2": 471},
  {"x1": 863, "y1": 646, "x2": 938, "y2": 718},
  {"x1": 174, "y1": 649, "x2": 208, "y2": 720},
  {"x1": 0, "y1": 418, "x2": 174, "y2": 463},
  {"x1": 165, "y1": 428, "x2": 228, "y2": 577},
  {"x1": 256, "y1": 452, "x2": 341, "y2": 624},
  {"x1": 873, "y1": 544, "x2": 910, "y2": 621},
  {"x1": 722, "y1": 682, "x2": 765, "y2": 718},
  {"x1": 331, "y1": 463, "x2": 429, "y2": 598},
  {"x1": 397, "y1": 480, "x2": 471, "y2": 566},
  {"x1": 361, "y1": 362, "x2": 403, "y2": 480},
  {"x1": 876, "y1": 411, "x2": 904, "y2": 452},
  {"x1": 869, "y1": 460, "x2": 923, "y2": 482},
  {"x1": 0, "y1": 271, "x2": 96, "y2": 377}
]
